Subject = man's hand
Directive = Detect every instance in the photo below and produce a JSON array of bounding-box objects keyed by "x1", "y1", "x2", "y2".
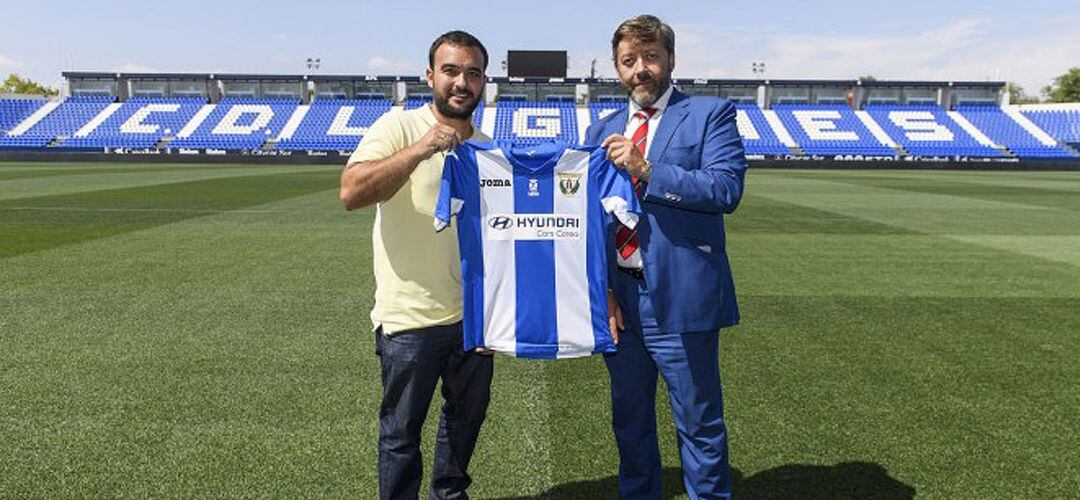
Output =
[
  {"x1": 340, "y1": 123, "x2": 463, "y2": 210},
  {"x1": 607, "y1": 289, "x2": 624, "y2": 345},
  {"x1": 602, "y1": 133, "x2": 650, "y2": 180},
  {"x1": 414, "y1": 123, "x2": 462, "y2": 158}
]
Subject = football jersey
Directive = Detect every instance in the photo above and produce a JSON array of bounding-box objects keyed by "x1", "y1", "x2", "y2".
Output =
[{"x1": 434, "y1": 140, "x2": 641, "y2": 359}]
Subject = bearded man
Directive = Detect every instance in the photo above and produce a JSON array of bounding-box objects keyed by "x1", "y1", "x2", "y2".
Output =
[{"x1": 340, "y1": 30, "x2": 493, "y2": 500}]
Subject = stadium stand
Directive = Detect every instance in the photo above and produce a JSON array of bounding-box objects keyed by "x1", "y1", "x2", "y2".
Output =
[
  {"x1": 275, "y1": 98, "x2": 393, "y2": 151},
  {"x1": 585, "y1": 99, "x2": 793, "y2": 155},
  {"x1": 1020, "y1": 107, "x2": 1080, "y2": 149},
  {"x1": 57, "y1": 97, "x2": 207, "y2": 149},
  {"x1": 588, "y1": 98, "x2": 624, "y2": 124},
  {"x1": 403, "y1": 94, "x2": 485, "y2": 130},
  {"x1": 3, "y1": 90, "x2": 1080, "y2": 159},
  {"x1": 735, "y1": 104, "x2": 790, "y2": 155},
  {"x1": 403, "y1": 95, "x2": 432, "y2": 109},
  {"x1": 955, "y1": 105, "x2": 1075, "y2": 158},
  {"x1": 0, "y1": 98, "x2": 47, "y2": 134},
  {"x1": 168, "y1": 98, "x2": 298, "y2": 149},
  {"x1": 70, "y1": 90, "x2": 113, "y2": 99},
  {"x1": 493, "y1": 99, "x2": 577, "y2": 146},
  {"x1": 0, "y1": 96, "x2": 113, "y2": 149},
  {"x1": 864, "y1": 104, "x2": 1005, "y2": 157},
  {"x1": 772, "y1": 104, "x2": 894, "y2": 156}
]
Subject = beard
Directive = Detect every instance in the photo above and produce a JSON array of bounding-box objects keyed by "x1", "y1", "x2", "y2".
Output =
[
  {"x1": 433, "y1": 86, "x2": 480, "y2": 120},
  {"x1": 625, "y1": 70, "x2": 672, "y2": 108}
]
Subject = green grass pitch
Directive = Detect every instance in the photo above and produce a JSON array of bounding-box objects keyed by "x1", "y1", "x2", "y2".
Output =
[{"x1": 1, "y1": 162, "x2": 1077, "y2": 498}]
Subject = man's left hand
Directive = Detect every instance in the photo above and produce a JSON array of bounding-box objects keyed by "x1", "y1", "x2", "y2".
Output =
[
  {"x1": 607, "y1": 289, "x2": 624, "y2": 345},
  {"x1": 602, "y1": 133, "x2": 650, "y2": 180}
]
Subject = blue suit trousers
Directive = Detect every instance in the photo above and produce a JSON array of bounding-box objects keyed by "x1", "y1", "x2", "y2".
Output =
[{"x1": 604, "y1": 274, "x2": 732, "y2": 499}]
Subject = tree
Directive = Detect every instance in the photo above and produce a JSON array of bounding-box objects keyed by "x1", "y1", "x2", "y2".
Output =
[
  {"x1": 858, "y1": 75, "x2": 877, "y2": 83},
  {"x1": 1007, "y1": 82, "x2": 1039, "y2": 104},
  {"x1": 0, "y1": 73, "x2": 59, "y2": 96},
  {"x1": 1041, "y1": 67, "x2": 1080, "y2": 102}
]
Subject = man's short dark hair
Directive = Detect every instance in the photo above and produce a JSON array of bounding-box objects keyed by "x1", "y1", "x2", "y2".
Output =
[
  {"x1": 429, "y1": 30, "x2": 489, "y2": 70},
  {"x1": 611, "y1": 15, "x2": 675, "y2": 59}
]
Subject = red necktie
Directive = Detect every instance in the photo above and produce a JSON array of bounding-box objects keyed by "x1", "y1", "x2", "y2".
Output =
[{"x1": 614, "y1": 107, "x2": 656, "y2": 263}]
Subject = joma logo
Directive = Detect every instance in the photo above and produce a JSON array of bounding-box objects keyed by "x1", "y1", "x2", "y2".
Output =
[{"x1": 480, "y1": 179, "x2": 512, "y2": 188}]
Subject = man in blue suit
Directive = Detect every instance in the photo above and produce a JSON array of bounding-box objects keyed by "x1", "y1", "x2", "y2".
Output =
[{"x1": 585, "y1": 14, "x2": 747, "y2": 499}]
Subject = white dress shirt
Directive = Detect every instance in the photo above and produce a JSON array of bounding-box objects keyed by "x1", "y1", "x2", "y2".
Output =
[
  {"x1": 615, "y1": 85, "x2": 674, "y2": 270},
  {"x1": 622, "y1": 85, "x2": 675, "y2": 158}
]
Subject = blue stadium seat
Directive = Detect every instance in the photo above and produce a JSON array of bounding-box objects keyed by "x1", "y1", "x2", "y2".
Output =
[
  {"x1": 0, "y1": 98, "x2": 48, "y2": 135},
  {"x1": 864, "y1": 104, "x2": 1004, "y2": 157},
  {"x1": 955, "y1": 105, "x2": 1075, "y2": 158},
  {"x1": 1020, "y1": 108, "x2": 1080, "y2": 149},
  {"x1": 69, "y1": 92, "x2": 114, "y2": 100},
  {"x1": 587, "y1": 100, "x2": 790, "y2": 154},
  {"x1": 736, "y1": 104, "x2": 789, "y2": 155},
  {"x1": 57, "y1": 97, "x2": 207, "y2": 149},
  {"x1": 275, "y1": 99, "x2": 393, "y2": 151},
  {"x1": 493, "y1": 100, "x2": 576, "y2": 146},
  {"x1": 403, "y1": 95, "x2": 433, "y2": 110},
  {"x1": 4, "y1": 93, "x2": 1077, "y2": 161},
  {"x1": 0, "y1": 97, "x2": 112, "y2": 149},
  {"x1": 588, "y1": 101, "x2": 623, "y2": 129},
  {"x1": 772, "y1": 104, "x2": 894, "y2": 156},
  {"x1": 169, "y1": 98, "x2": 298, "y2": 150},
  {"x1": 403, "y1": 95, "x2": 484, "y2": 132}
]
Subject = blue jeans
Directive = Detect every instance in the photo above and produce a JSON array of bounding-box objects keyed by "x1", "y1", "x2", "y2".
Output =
[{"x1": 375, "y1": 322, "x2": 493, "y2": 500}]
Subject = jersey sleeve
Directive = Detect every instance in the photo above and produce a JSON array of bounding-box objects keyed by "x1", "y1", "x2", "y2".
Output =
[
  {"x1": 593, "y1": 150, "x2": 642, "y2": 229},
  {"x1": 434, "y1": 148, "x2": 466, "y2": 232}
]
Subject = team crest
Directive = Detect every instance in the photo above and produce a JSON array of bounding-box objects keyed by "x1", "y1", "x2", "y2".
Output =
[{"x1": 558, "y1": 173, "x2": 582, "y2": 196}]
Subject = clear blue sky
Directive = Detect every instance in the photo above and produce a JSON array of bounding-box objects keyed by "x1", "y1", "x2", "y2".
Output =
[{"x1": 1, "y1": 0, "x2": 1076, "y2": 93}]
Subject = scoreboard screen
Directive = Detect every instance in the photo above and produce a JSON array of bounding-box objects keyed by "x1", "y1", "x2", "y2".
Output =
[{"x1": 507, "y1": 51, "x2": 567, "y2": 78}]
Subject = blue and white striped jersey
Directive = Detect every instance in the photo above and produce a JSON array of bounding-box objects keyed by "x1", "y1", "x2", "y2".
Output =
[{"x1": 435, "y1": 140, "x2": 640, "y2": 359}]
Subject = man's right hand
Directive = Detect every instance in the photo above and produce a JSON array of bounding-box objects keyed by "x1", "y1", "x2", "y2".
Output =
[
  {"x1": 340, "y1": 122, "x2": 462, "y2": 210},
  {"x1": 607, "y1": 289, "x2": 624, "y2": 345},
  {"x1": 414, "y1": 123, "x2": 462, "y2": 158}
]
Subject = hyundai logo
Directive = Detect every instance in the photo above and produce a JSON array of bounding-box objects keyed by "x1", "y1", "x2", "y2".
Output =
[{"x1": 488, "y1": 216, "x2": 512, "y2": 230}]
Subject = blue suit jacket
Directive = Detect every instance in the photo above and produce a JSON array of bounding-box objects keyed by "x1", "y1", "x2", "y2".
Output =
[{"x1": 585, "y1": 89, "x2": 747, "y2": 334}]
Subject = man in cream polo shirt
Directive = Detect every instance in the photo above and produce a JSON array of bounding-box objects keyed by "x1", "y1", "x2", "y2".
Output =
[{"x1": 339, "y1": 31, "x2": 492, "y2": 500}]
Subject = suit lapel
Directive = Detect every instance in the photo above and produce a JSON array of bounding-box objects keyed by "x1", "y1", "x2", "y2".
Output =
[
  {"x1": 604, "y1": 108, "x2": 629, "y2": 140},
  {"x1": 648, "y1": 89, "x2": 690, "y2": 163}
]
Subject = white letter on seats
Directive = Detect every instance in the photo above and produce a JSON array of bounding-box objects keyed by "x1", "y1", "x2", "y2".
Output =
[
  {"x1": 513, "y1": 108, "x2": 562, "y2": 138},
  {"x1": 736, "y1": 110, "x2": 760, "y2": 140},
  {"x1": 212, "y1": 105, "x2": 274, "y2": 135},
  {"x1": 888, "y1": 111, "x2": 954, "y2": 141},
  {"x1": 121, "y1": 104, "x2": 182, "y2": 134},
  {"x1": 327, "y1": 106, "x2": 368, "y2": 136},
  {"x1": 792, "y1": 110, "x2": 858, "y2": 141}
]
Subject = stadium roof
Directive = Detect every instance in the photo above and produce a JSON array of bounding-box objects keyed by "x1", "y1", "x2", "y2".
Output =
[
  {"x1": 859, "y1": 80, "x2": 1005, "y2": 88},
  {"x1": 60, "y1": 71, "x2": 1006, "y2": 90}
]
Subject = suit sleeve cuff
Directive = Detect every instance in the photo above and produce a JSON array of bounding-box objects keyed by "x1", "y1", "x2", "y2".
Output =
[{"x1": 642, "y1": 160, "x2": 676, "y2": 203}]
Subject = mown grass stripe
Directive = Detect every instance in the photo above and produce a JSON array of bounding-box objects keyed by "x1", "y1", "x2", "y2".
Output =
[
  {"x1": 786, "y1": 171, "x2": 1080, "y2": 211},
  {"x1": 0, "y1": 165, "x2": 273, "y2": 182},
  {"x1": 0, "y1": 170, "x2": 339, "y2": 259},
  {"x1": 728, "y1": 193, "x2": 919, "y2": 235}
]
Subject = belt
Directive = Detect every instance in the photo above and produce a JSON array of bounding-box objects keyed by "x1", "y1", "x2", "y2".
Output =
[{"x1": 617, "y1": 267, "x2": 645, "y2": 280}]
